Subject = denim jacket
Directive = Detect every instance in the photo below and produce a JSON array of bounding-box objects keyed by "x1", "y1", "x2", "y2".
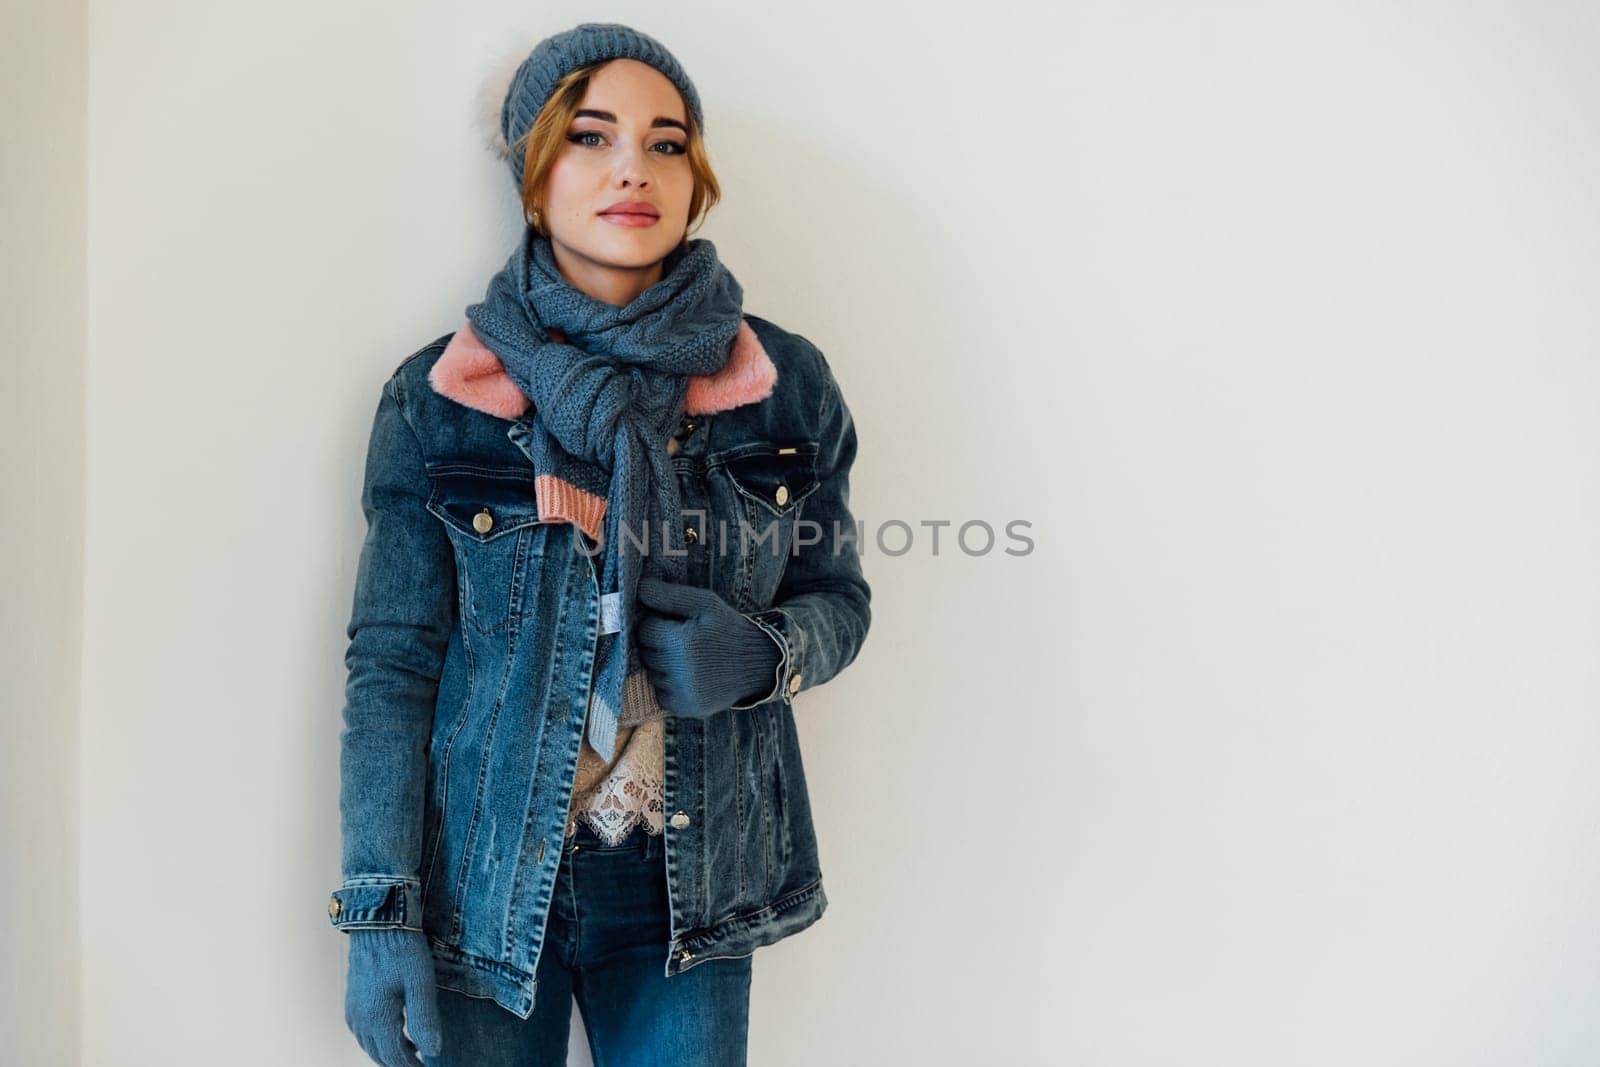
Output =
[{"x1": 326, "y1": 312, "x2": 872, "y2": 1019}]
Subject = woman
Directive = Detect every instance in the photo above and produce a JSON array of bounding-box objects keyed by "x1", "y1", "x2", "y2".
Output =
[{"x1": 326, "y1": 23, "x2": 872, "y2": 1066}]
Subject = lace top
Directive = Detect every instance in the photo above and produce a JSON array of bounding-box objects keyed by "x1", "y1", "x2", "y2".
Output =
[{"x1": 566, "y1": 718, "x2": 665, "y2": 845}]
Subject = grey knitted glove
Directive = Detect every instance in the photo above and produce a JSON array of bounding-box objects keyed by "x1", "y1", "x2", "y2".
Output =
[
  {"x1": 636, "y1": 576, "x2": 783, "y2": 718},
  {"x1": 344, "y1": 929, "x2": 443, "y2": 1066}
]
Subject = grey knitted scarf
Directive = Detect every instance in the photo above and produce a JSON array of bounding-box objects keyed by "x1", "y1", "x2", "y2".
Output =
[{"x1": 463, "y1": 228, "x2": 744, "y2": 761}]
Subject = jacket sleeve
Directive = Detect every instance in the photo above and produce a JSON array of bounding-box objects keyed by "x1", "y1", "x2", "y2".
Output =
[
  {"x1": 327, "y1": 372, "x2": 455, "y2": 933},
  {"x1": 732, "y1": 345, "x2": 872, "y2": 710}
]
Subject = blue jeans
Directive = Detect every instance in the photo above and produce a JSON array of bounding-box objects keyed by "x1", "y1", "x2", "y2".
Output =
[{"x1": 423, "y1": 819, "x2": 754, "y2": 1066}]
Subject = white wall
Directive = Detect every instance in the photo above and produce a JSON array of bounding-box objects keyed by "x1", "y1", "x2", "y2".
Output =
[
  {"x1": 2, "y1": 0, "x2": 85, "y2": 1064},
  {"x1": 68, "y1": 1, "x2": 1600, "y2": 1064}
]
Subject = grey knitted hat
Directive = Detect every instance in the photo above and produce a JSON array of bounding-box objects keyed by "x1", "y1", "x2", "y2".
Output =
[{"x1": 482, "y1": 22, "x2": 704, "y2": 193}]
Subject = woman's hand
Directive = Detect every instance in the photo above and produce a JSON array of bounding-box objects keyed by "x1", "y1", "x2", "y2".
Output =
[
  {"x1": 345, "y1": 929, "x2": 444, "y2": 1066},
  {"x1": 636, "y1": 576, "x2": 784, "y2": 718}
]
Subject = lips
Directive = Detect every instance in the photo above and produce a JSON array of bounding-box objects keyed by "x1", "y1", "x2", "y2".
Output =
[{"x1": 599, "y1": 201, "x2": 660, "y2": 220}]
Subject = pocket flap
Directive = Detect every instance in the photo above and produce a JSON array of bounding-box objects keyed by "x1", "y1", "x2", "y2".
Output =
[
  {"x1": 720, "y1": 443, "x2": 820, "y2": 516},
  {"x1": 425, "y1": 466, "x2": 543, "y2": 541}
]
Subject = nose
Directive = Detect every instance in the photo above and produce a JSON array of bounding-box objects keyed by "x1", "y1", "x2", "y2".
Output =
[{"x1": 612, "y1": 142, "x2": 650, "y2": 188}]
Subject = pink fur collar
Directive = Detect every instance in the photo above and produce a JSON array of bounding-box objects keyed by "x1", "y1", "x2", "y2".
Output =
[{"x1": 428, "y1": 317, "x2": 778, "y2": 420}]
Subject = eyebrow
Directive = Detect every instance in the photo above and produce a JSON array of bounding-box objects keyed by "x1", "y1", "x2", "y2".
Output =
[{"x1": 573, "y1": 108, "x2": 687, "y2": 134}]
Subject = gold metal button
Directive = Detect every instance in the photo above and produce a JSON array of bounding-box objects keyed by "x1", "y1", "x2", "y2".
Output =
[
  {"x1": 679, "y1": 947, "x2": 694, "y2": 963},
  {"x1": 328, "y1": 897, "x2": 341, "y2": 919},
  {"x1": 472, "y1": 508, "x2": 494, "y2": 534},
  {"x1": 774, "y1": 484, "x2": 789, "y2": 506},
  {"x1": 684, "y1": 526, "x2": 697, "y2": 544},
  {"x1": 670, "y1": 810, "x2": 690, "y2": 829},
  {"x1": 788, "y1": 673, "x2": 803, "y2": 696}
]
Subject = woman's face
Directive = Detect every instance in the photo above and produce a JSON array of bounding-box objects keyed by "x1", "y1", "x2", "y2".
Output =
[{"x1": 541, "y1": 58, "x2": 695, "y2": 300}]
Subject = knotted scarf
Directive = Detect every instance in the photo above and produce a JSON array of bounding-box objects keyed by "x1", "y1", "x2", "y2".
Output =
[{"x1": 464, "y1": 227, "x2": 745, "y2": 762}]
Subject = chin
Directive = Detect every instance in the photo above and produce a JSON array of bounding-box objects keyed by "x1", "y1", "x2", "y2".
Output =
[{"x1": 584, "y1": 230, "x2": 677, "y2": 267}]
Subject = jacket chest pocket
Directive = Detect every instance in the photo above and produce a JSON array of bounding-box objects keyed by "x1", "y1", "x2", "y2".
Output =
[
  {"x1": 425, "y1": 466, "x2": 550, "y2": 634},
  {"x1": 709, "y1": 442, "x2": 820, "y2": 609}
]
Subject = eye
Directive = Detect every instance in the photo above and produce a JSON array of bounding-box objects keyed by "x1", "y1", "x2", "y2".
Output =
[
  {"x1": 652, "y1": 141, "x2": 687, "y2": 156},
  {"x1": 568, "y1": 130, "x2": 606, "y2": 148}
]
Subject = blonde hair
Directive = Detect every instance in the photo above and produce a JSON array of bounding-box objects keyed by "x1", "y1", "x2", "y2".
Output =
[{"x1": 511, "y1": 61, "x2": 721, "y2": 241}]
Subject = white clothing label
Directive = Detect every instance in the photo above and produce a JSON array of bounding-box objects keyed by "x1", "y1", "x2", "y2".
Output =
[{"x1": 599, "y1": 591, "x2": 623, "y2": 635}]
